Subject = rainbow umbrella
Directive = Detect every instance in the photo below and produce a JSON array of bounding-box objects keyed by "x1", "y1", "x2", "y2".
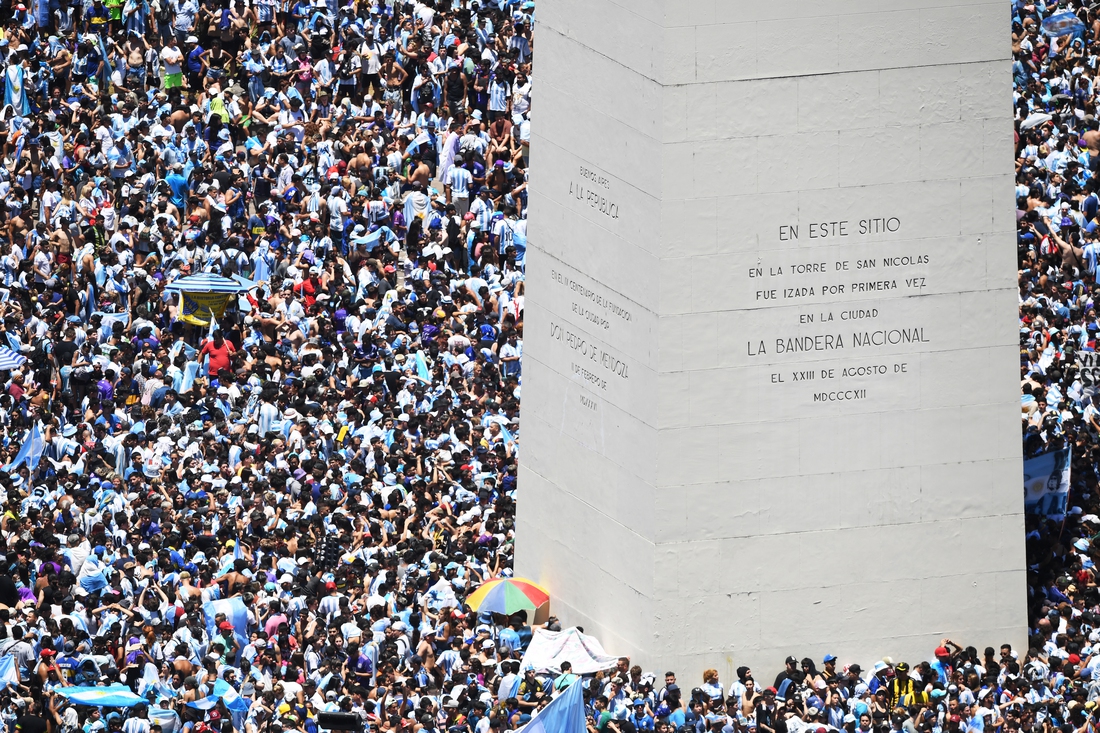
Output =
[{"x1": 466, "y1": 577, "x2": 550, "y2": 615}]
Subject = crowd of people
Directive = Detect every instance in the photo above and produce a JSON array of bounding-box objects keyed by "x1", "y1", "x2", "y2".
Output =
[{"x1": 1, "y1": 1, "x2": 1100, "y2": 733}]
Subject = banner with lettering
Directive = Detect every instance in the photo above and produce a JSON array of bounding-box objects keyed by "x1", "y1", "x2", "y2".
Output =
[
  {"x1": 1023, "y1": 447, "x2": 1072, "y2": 519},
  {"x1": 1077, "y1": 352, "x2": 1100, "y2": 386},
  {"x1": 178, "y1": 292, "x2": 231, "y2": 327}
]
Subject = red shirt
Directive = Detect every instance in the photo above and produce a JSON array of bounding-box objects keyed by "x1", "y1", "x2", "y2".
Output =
[
  {"x1": 293, "y1": 277, "x2": 320, "y2": 308},
  {"x1": 199, "y1": 338, "x2": 236, "y2": 377}
]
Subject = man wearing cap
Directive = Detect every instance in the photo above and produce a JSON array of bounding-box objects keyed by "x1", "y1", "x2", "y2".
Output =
[
  {"x1": 213, "y1": 619, "x2": 239, "y2": 662},
  {"x1": 773, "y1": 656, "x2": 802, "y2": 700},
  {"x1": 931, "y1": 641, "x2": 960, "y2": 685},
  {"x1": 755, "y1": 687, "x2": 782, "y2": 733},
  {"x1": 886, "y1": 663, "x2": 922, "y2": 708},
  {"x1": 293, "y1": 265, "x2": 324, "y2": 308}
]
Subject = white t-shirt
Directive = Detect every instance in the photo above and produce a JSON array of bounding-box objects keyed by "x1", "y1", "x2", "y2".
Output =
[
  {"x1": 161, "y1": 45, "x2": 183, "y2": 75},
  {"x1": 33, "y1": 250, "x2": 52, "y2": 284},
  {"x1": 281, "y1": 679, "x2": 302, "y2": 702}
]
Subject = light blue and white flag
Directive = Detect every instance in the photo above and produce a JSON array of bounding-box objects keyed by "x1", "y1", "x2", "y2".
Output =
[
  {"x1": 4, "y1": 422, "x2": 45, "y2": 472},
  {"x1": 414, "y1": 351, "x2": 431, "y2": 382},
  {"x1": 202, "y1": 597, "x2": 250, "y2": 664},
  {"x1": 186, "y1": 679, "x2": 248, "y2": 712},
  {"x1": 233, "y1": 538, "x2": 250, "y2": 564},
  {"x1": 523, "y1": 677, "x2": 586, "y2": 733},
  {"x1": 149, "y1": 708, "x2": 181, "y2": 733},
  {"x1": 186, "y1": 678, "x2": 251, "y2": 729},
  {"x1": 1042, "y1": 10, "x2": 1086, "y2": 37},
  {"x1": 0, "y1": 655, "x2": 18, "y2": 688},
  {"x1": 56, "y1": 684, "x2": 145, "y2": 707},
  {"x1": 180, "y1": 361, "x2": 201, "y2": 394},
  {"x1": 0, "y1": 347, "x2": 27, "y2": 370}
]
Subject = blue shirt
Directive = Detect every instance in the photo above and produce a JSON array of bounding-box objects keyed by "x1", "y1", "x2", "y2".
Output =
[{"x1": 166, "y1": 171, "x2": 189, "y2": 209}]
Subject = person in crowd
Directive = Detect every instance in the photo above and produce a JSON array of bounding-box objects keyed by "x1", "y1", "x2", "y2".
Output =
[{"x1": 2, "y1": 3, "x2": 1100, "y2": 733}]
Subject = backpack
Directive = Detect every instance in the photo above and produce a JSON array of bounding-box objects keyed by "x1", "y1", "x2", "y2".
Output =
[{"x1": 416, "y1": 79, "x2": 435, "y2": 106}]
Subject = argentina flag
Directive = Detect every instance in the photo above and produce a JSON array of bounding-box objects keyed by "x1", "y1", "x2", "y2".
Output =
[
  {"x1": 523, "y1": 677, "x2": 586, "y2": 733},
  {"x1": 149, "y1": 709, "x2": 180, "y2": 733},
  {"x1": 202, "y1": 597, "x2": 251, "y2": 664},
  {"x1": 186, "y1": 678, "x2": 251, "y2": 729},
  {"x1": 1042, "y1": 10, "x2": 1086, "y2": 37},
  {"x1": 0, "y1": 655, "x2": 18, "y2": 688},
  {"x1": 3, "y1": 423, "x2": 45, "y2": 472}
]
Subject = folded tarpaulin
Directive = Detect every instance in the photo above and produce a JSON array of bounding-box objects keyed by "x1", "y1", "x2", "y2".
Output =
[
  {"x1": 519, "y1": 627, "x2": 618, "y2": 675},
  {"x1": 56, "y1": 684, "x2": 146, "y2": 707}
]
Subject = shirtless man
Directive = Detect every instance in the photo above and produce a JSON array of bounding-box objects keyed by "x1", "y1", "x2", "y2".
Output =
[
  {"x1": 50, "y1": 216, "x2": 74, "y2": 283},
  {"x1": 169, "y1": 104, "x2": 193, "y2": 132},
  {"x1": 402, "y1": 152, "x2": 431, "y2": 190},
  {"x1": 49, "y1": 42, "x2": 74, "y2": 95},
  {"x1": 253, "y1": 311, "x2": 289, "y2": 342},
  {"x1": 346, "y1": 141, "x2": 373, "y2": 181},
  {"x1": 125, "y1": 35, "x2": 148, "y2": 90}
]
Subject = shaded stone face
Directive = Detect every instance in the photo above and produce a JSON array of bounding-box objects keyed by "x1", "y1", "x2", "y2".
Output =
[{"x1": 516, "y1": 0, "x2": 1025, "y2": 678}]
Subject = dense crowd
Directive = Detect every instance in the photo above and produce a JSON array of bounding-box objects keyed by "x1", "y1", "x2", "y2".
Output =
[{"x1": 3, "y1": 2, "x2": 1100, "y2": 733}]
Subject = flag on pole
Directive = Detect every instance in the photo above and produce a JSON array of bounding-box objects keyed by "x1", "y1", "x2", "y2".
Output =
[
  {"x1": 521, "y1": 677, "x2": 586, "y2": 733},
  {"x1": 3, "y1": 422, "x2": 45, "y2": 472}
]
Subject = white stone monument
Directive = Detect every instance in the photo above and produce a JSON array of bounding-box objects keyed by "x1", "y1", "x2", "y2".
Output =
[{"x1": 515, "y1": 0, "x2": 1026, "y2": 678}]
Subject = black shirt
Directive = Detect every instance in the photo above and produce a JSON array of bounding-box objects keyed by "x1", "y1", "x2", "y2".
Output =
[
  {"x1": 15, "y1": 715, "x2": 48, "y2": 733},
  {"x1": 53, "y1": 339, "x2": 78, "y2": 368},
  {"x1": 0, "y1": 574, "x2": 18, "y2": 608}
]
